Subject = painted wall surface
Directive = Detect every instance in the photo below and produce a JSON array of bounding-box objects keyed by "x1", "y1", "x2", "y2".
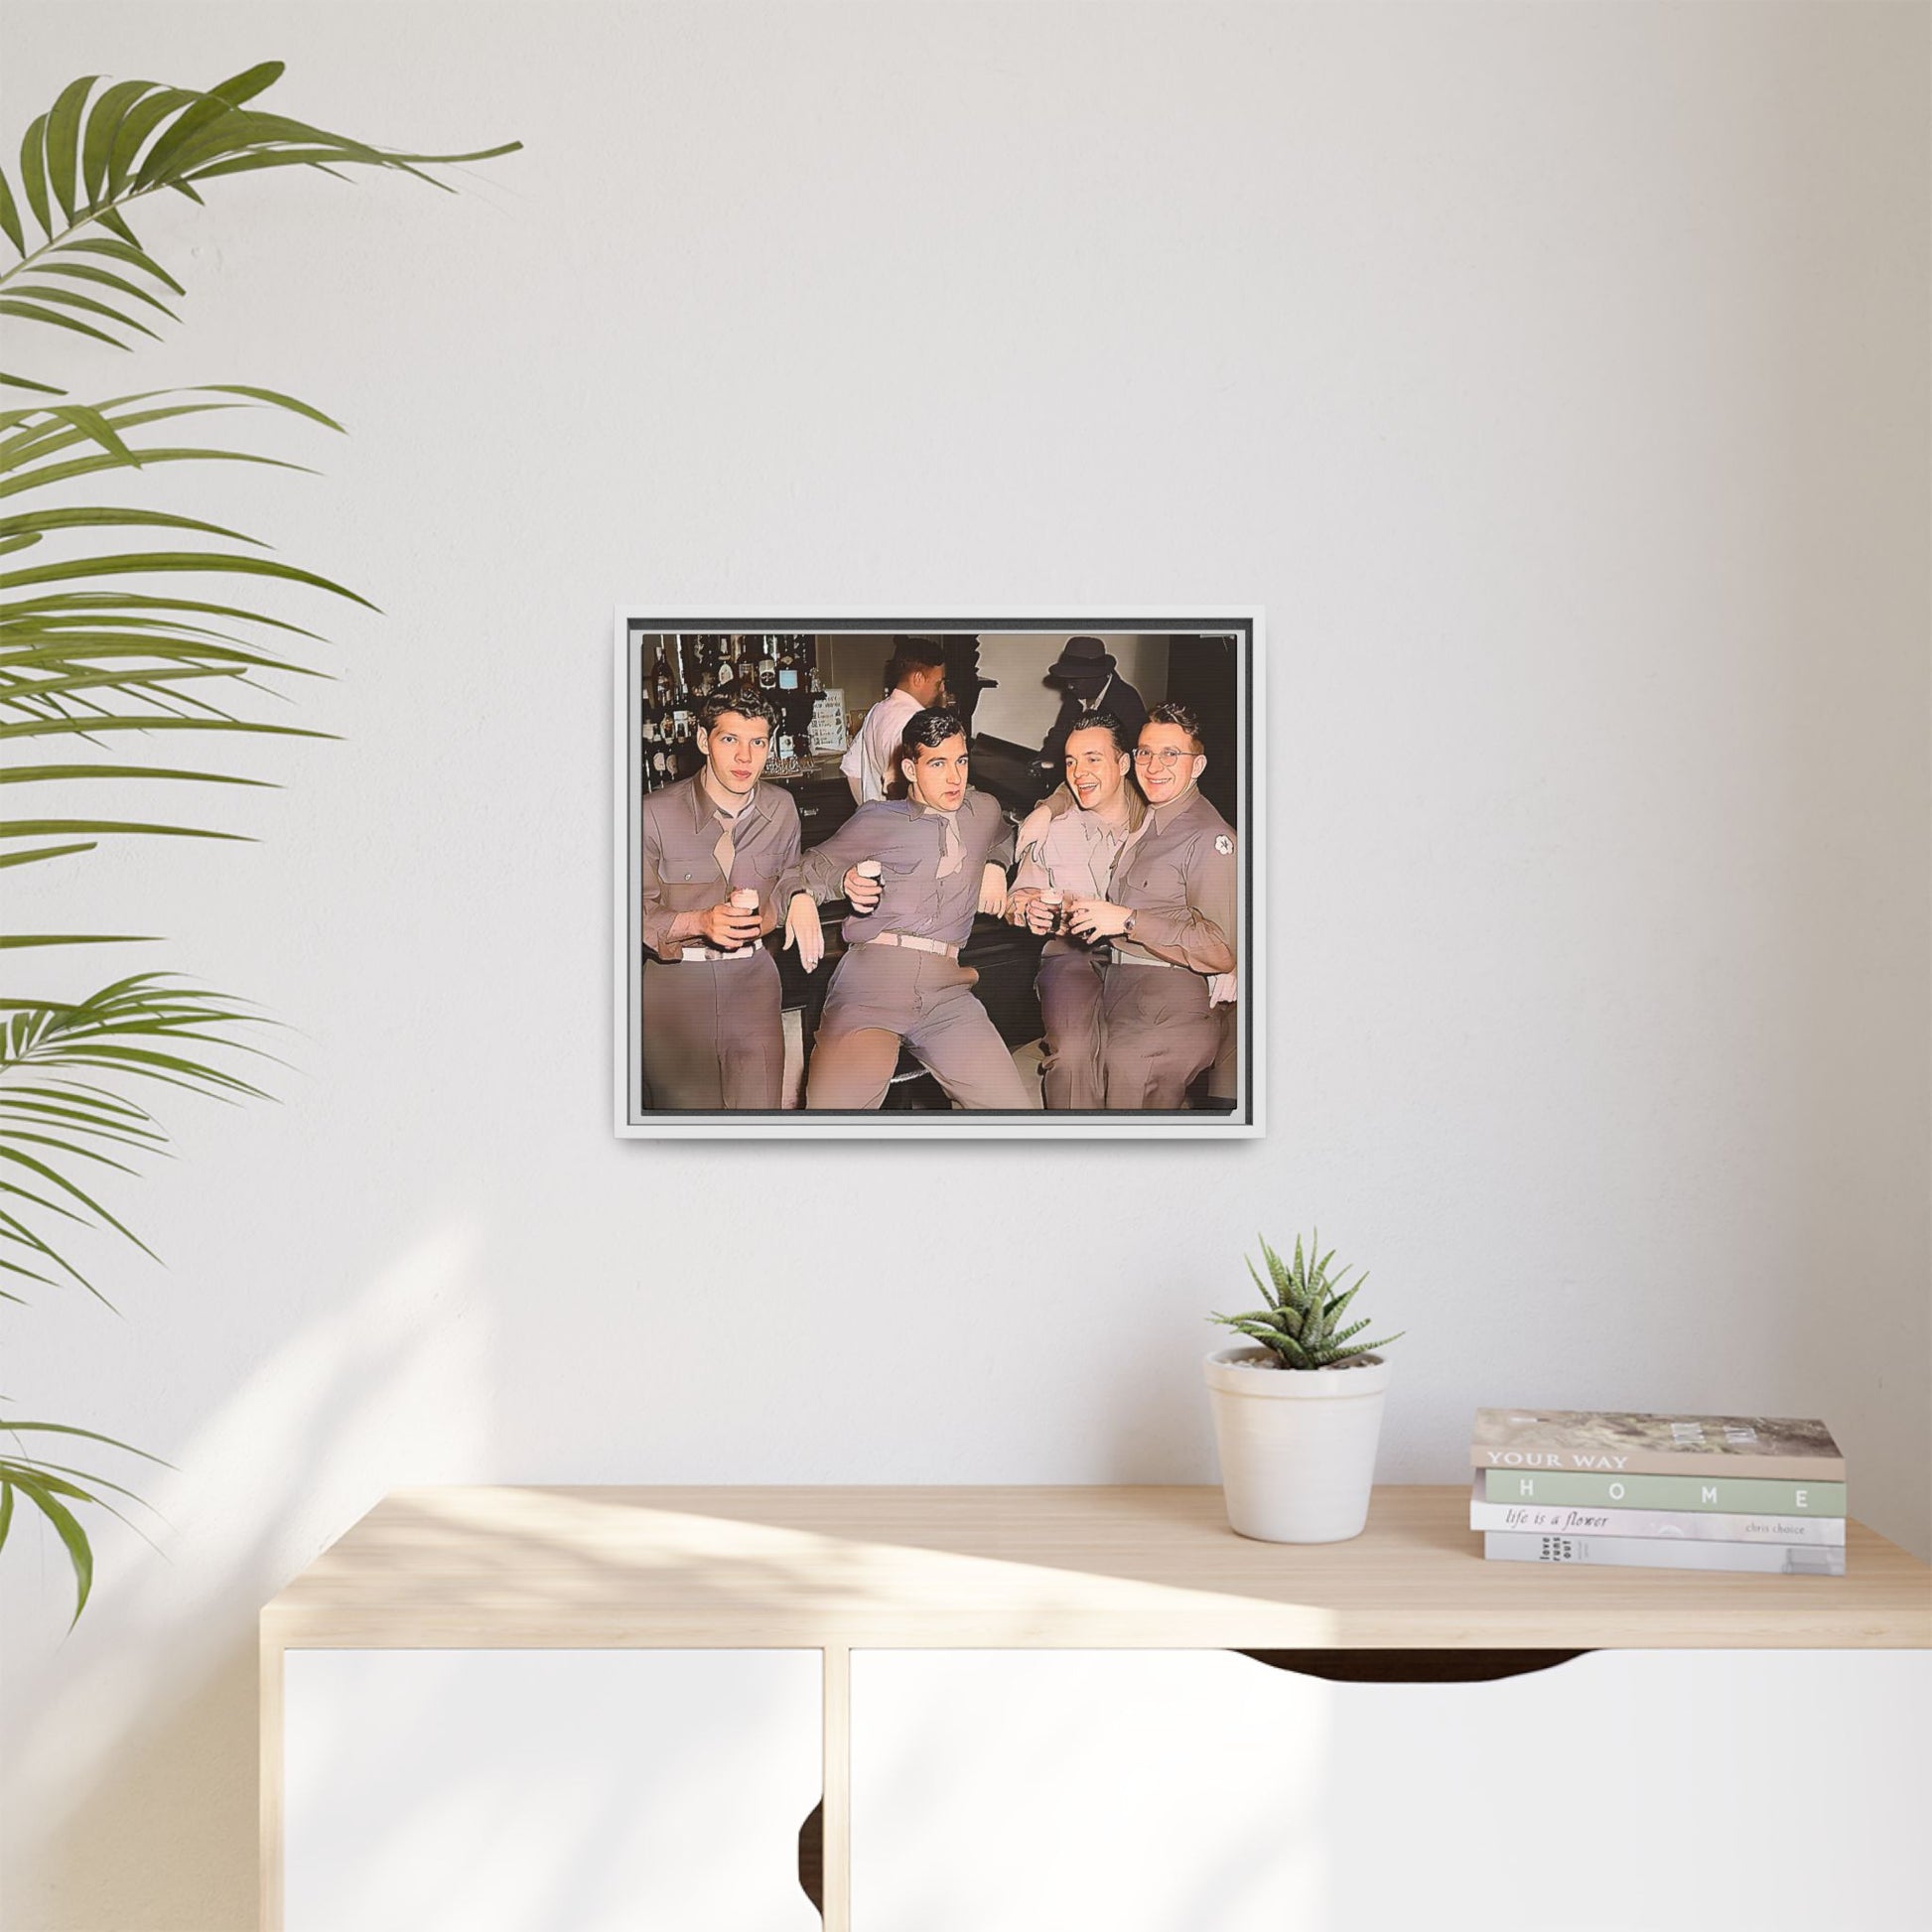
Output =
[{"x1": 4, "y1": 3, "x2": 1927, "y2": 1927}]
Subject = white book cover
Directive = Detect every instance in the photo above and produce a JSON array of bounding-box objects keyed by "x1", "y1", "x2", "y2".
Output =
[
  {"x1": 1467, "y1": 1477, "x2": 1844, "y2": 1545},
  {"x1": 1483, "y1": 1532, "x2": 1845, "y2": 1577}
]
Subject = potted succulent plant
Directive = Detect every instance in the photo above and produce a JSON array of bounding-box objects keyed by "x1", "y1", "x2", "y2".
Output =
[{"x1": 1204, "y1": 1234, "x2": 1404, "y2": 1544}]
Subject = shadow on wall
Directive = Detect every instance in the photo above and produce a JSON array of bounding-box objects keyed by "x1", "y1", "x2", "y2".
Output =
[{"x1": 3, "y1": 1223, "x2": 490, "y2": 1932}]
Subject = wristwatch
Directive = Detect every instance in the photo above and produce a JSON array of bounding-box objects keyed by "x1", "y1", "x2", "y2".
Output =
[{"x1": 1122, "y1": 911, "x2": 1137, "y2": 936}]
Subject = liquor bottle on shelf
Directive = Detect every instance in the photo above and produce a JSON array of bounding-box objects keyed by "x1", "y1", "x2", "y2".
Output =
[
  {"x1": 714, "y1": 635, "x2": 737, "y2": 693},
  {"x1": 777, "y1": 637, "x2": 799, "y2": 693},
  {"x1": 650, "y1": 643, "x2": 674, "y2": 714},
  {"x1": 807, "y1": 640, "x2": 823, "y2": 699},
  {"x1": 757, "y1": 634, "x2": 778, "y2": 692}
]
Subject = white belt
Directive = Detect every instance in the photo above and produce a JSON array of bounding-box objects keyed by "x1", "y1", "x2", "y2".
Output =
[
  {"x1": 677, "y1": 944, "x2": 759, "y2": 963},
  {"x1": 866, "y1": 931, "x2": 961, "y2": 960},
  {"x1": 1105, "y1": 946, "x2": 1189, "y2": 971}
]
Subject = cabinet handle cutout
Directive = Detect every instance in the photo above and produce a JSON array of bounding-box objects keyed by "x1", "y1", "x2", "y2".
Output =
[
  {"x1": 797, "y1": 1796, "x2": 824, "y2": 1917},
  {"x1": 1236, "y1": 1648, "x2": 1589, "y2": 1684}
]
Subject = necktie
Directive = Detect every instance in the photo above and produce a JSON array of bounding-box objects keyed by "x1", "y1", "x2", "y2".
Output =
[
  {"x1": 934, "y1": 810, "x2": 962, "y2": 879},
  {"x1": 712, "y1": 815, "x2": 736, "y2": 881}
]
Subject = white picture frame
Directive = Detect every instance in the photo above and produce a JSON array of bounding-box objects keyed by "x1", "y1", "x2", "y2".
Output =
[{"x1": 613, "y1": 611, "x2": 1264, "y2": 1138}]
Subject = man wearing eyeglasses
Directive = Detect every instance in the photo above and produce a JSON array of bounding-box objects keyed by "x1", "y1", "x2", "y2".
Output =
[{"x1": 1062, "y1": 702, "x2": 1237, "y2": 1109}]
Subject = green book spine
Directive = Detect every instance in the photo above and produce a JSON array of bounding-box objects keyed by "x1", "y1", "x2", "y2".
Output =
[{"x1": 1481, "y1": 1468, "x2": 1847, "y2": 1515}]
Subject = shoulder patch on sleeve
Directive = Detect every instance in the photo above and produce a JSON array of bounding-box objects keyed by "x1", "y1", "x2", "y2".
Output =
[{"x1": 1214, "y1": 833, "x2": 1233, "y2": 855}]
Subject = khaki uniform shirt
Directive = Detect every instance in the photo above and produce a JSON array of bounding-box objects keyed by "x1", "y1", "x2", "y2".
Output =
[
  {"x1": 1110, "y1": 785, "x2": 1237, "y2": 975},
  {"x1": 1013, "y1": 785, "x2": 1145, "y2": 900},
  {"x1": 639, "y1": 773, "x2": 803, "y2": 962},
  {"x1": 801, "y1": 788, "x2": 1015, "y2": 949}
]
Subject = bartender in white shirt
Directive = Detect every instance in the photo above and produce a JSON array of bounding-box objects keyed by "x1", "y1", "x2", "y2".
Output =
[{"x1": 840, "y1": 637, "x2": 948, "y2": 804}]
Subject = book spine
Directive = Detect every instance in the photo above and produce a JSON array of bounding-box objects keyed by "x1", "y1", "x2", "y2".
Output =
[
  {"x1": 1483, "y1": 1532, "x2": 1845, "y2": 1577},
  {"x1": 1469, "y1": 1499, "x2": 1846, "y2": 1545},
  {"x1": 1482, "y1": 1469, "x2": 1846, "y2": 1515},
  {"x1": 1469, "y1": 1448, "x2": 1845, "y2": 1481}
]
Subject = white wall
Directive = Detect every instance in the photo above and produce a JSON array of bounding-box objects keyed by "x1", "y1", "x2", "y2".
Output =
[{"x1": 4, "y1": 4, "x2": 1927, "y2": 1927}]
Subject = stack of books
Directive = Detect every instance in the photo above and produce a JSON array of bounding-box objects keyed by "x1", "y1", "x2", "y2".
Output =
[{"x1": 1469, "y1": 1408, "x2": 1846, "y2": 1577}]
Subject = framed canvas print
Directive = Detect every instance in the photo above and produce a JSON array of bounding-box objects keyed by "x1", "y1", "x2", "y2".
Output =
[{"x1": 613, "y1": 613, "x2": 1263, "y2": 1138}]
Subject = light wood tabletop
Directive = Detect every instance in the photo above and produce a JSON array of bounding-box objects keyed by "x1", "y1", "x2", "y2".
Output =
[{"x1": 261, "y1": 1483, "x2": 1932, "y2": 1651}]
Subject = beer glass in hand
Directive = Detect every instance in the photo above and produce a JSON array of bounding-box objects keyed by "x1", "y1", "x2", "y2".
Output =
[
  {"x1": 845, "y1": 860, "x2": 884, "y2": 914},
  {"x1": 727, "y1": 887, "x2": 760, "y2": 951}
]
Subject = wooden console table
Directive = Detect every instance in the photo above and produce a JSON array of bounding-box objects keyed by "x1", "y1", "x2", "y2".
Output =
[{"x1": 260, "y1": 1484, "x2": 1932, "y2": 1930}]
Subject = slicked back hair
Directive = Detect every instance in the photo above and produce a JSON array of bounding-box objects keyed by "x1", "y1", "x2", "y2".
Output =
[
  {"x1": 888, "y1": 705, "x2": 969, "y2": 800},
  {"x1": 698, "y1": 690, "x2": 780, "y2": 737},
  {"x1": 1144, "y1": 700, "x2": 1204, "y2": 756},
  {"x1": 884, "y1": 635, "x2": 947, "y2": 694},
  {"x1": 1062, "y1": 708, "x2": 1131, "y2": 758}
]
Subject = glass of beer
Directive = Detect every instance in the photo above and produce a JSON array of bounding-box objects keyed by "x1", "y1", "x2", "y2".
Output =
[
  {"x1": 1039, "y1": 887, "x2": 1063, "y2": 934},
  {"x1": 729, "y1": 887, "x2": 759, "y2": 949},
  {"x1": 855, "y1": 860, "x2": 883, "y2": 909}
]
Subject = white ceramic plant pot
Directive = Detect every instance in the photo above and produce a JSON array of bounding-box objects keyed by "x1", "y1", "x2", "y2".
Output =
[{"x1": 1203, "y1": 1346, "x2": 1393, "y2": 1544}]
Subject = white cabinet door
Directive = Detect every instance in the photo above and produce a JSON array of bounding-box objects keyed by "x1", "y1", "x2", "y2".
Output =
[
  {"x1": 851, "y1": 1648, "x2": 1931, "y2": 1932},
  {"x1": 285, "y1": 1648, "x2": 821, "y2": 1932}
]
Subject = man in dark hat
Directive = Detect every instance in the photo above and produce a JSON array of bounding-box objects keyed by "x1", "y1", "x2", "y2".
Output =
[{"x1": 1033, "y1": 636, "x2": 1149, "y2": 786}]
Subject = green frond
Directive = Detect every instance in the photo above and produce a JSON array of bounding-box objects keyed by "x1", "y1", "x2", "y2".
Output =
[
  {"x1": 79, "y1": 81, "x2": 157, "y2": 208},
  {"x1": 1, "y1": 63, "x2": 516, "y2": 1623},
  {"x1": 0, "y1": 1418, "x2": 169, "y2": 1461},
  {"x1": 0, "y1": 166, "x2": 25, "y2": 256},
  {"x1": 19, "y1": 116, "x2": 54, "y2": 241},
  {"x1": 3, "y1": 1474, "x2": 93, "y2": 1621},
  {"x1": 2, "y1": 64, "x2": 516, "y2": 387},
  {"x1": 0, "y1": 297, "x2": 128, "y2": 349}
]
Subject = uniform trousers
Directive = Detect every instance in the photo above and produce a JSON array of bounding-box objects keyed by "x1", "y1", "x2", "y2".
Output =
[
  {"x1": 1099, "y1": 960, "x2": 1222, "y2": 1110},
  {"x1": 1035, "y1": 940, "x2": 1106, "y2": 1112},
  {"x1": 641, "y1": 949, "x2": 784, "y2": 1110},
  {"x1": 806, "y1": 944, "x2": 1038, "y2": 1111},
  {"x1": 1209, "y1": 1001, "x2": 1239, "y2": 1103}
]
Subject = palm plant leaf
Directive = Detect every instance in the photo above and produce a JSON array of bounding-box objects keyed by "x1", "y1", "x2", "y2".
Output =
[
  {"x1": 0, "y1": 975, "x2": 270, "y2": 1299},
  {"x1": 0, "y1": 1417, "x2": 170, "y2": 1621},
  {"x1": 2, "y1": 1472, "x2": 93, "y2": 1620},
  {"x1": 0, "y1": 389, "x2": 345, "y2": 936},
  {"x1": 2, "y1": 63, "x2": 514, "y2": 1622},
  {"x1": 2, "y1": 63, "x2": 519, "y2": 393}
]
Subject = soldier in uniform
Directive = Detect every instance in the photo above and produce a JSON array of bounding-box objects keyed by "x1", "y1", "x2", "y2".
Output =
[
  {"x1": 1005, "y1": 710, "x2": 1146, "y2": 1110},
  {"x1": 1064, "y1": 702, "x2": 1238, "y2": 1110},
  {"x1": 638, "y1": 690, "x2": 815, "y2": 1109},
  {"x1": 798, "y1": 707, "x2": 1038, "y2": 1111}
]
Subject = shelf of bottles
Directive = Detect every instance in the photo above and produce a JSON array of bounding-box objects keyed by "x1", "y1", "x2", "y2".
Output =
[{"x1": 637, "y1": 632, "x2": 825, "y2": 792}]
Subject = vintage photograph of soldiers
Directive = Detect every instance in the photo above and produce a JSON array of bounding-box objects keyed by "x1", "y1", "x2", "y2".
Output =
[{"x1": 618, "y1": 621, "x2": 1257, "y2": 1135}]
